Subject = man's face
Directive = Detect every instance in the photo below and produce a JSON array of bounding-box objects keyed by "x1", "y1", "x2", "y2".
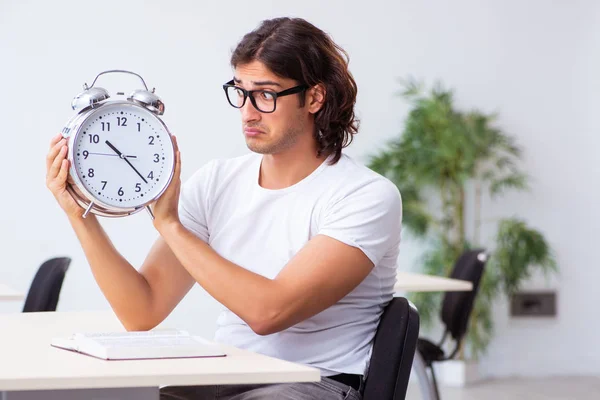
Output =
[{"x1": 233, "y1": 61, "x2": 309, "y2": 155}]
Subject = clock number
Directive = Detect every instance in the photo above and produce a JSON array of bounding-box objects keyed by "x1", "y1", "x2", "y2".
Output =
[
  {"x1": 117, "y1": 117, "x2": 127, "y2": 126},
  {"x1": 88, "y1": 168, "x2": 94, "y2": 178},
  {"x1": 135, "y1": 183, "x2": 141, "y2": 192},
  {"x1": 148, "y1": 136, "x2": 155, "y2": 145},
  {"x1": 101, "y1": 122, "x2": 110, "y2": 131},
  {"x1": 118, "y1": 187, "x2": 124, "y2": 197},
  {"x1": 101, "y1": 181, "x2": 107, "y2": 190},
  {"x1": 89, "y1": 134, "x2": 100, "y2": 144},
  {"x1": 82, "y1": 150, "x2": 89, "y2": 159},
  {"x1": 137, "y1": 123, "x2": 141, "y2": 132},
  {"x1": 153, "y1": 154, "x2": 160, "y2": 163},
  {"x1": 148, "y1": 171, "x2": 154, "y2": 179}
]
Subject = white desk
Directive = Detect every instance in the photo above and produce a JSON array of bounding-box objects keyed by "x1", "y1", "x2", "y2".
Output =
[
  {"x1": 0, "y1": 283, "x2": 24, "y2": 301},
  {"x1": 394, "y1": 271, "x2": 473, "y2": 292},
  {"x1": 0, "y1": 311, "x2": 319, "y2": 400}
]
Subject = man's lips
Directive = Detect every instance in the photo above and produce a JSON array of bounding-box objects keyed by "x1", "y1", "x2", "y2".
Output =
[{"x1": 244, "y1": 128, "x2": 264, "y2": 136}]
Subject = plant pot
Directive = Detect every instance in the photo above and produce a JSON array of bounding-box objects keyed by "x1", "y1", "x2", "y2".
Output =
[{"x1": 433, "y1": 359, "x2": 481, "y2": 387}]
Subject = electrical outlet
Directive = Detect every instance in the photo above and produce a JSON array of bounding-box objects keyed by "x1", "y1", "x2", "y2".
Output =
[{"x1": 510, "y1": 291, "x2": 557, "y2": 317}]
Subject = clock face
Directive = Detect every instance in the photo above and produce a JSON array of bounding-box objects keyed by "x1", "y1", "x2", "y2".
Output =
[{"x1": 72, "y1": 103, "x2": 174, "y2": 209}]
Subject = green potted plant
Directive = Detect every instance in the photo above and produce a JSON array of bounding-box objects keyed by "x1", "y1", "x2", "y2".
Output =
[{"x1": 367, "y1": 79, "x2": 558, "y2": 384}]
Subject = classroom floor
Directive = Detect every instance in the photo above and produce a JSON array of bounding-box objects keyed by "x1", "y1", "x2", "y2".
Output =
[{"x1": 405, "y1": 376, "x2": 600, "y2": 400}]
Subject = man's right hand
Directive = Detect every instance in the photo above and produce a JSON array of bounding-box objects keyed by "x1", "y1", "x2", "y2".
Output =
[{"x1": 46, "y1": 133, "x2": 84, "y2": 219}]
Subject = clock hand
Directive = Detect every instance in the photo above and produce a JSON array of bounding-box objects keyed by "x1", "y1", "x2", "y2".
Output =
[
  {"x1": 105, "y1": 140, "x2": 124, "y2": 157},
  {"x1": 89, "y1": 152, "x2": 137, "y2": 158},
  {"x1": 87, "y1": 152, "x2": 137, "y2": 158},
  {"x1": 105, "y1": 140, "x2": 148, "y2": 184}
]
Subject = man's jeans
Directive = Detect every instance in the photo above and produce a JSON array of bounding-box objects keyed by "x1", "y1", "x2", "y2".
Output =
[{"x1": 160, "y1": 376, "x2": 363, "y2": 400}]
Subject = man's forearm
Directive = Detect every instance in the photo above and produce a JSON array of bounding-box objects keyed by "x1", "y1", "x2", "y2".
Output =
[
  {"x1": 158, "y1": 222, "x2": 283, "y2": 335},
  {"x1": 68, "y1": 214, "x2": 155, "y2": 330}
]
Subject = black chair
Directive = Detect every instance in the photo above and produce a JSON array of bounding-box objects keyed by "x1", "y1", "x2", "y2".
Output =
[
  {"x1": 416, "y1": 249, "x2": 488, "y2": 399},
  {"x1": 22, "y1": 257, "x2": 71, "y2": 312},
  {"x1": 363, "y1": 296, "x2": 420, "y2": 400}
]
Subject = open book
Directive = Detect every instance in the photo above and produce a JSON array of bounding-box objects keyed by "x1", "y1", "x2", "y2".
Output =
[{"x1": 51, "y1": 329, "x2": 226, "y2": 360}]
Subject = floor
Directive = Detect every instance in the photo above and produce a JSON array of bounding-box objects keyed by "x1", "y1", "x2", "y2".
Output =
[{"x1": 405, "y1": 376, "x2": 600, "y2": 400}]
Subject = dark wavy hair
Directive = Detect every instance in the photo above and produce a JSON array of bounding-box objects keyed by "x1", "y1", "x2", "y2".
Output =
[{"x1": 230, "y1": 17, "x2": 359, "y2": 164}]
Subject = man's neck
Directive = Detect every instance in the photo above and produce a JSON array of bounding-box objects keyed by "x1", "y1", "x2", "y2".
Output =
[{"x1": 258, "y1": 147, "x2": 330, "y2": 190}]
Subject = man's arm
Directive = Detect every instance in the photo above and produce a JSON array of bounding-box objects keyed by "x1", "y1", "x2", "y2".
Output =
[
  {"x1": 150, "y1": 137, "x2": 401, "y2": 336},
  {"x1": 46, "y1": 133, "x2": 196, "y2": 332},
  {"x1": 158, "y1": 222, "x2": 374, "y2": 335},
  {"x1": 69, "y1": 215, "x2": 196, "y2": 331}
]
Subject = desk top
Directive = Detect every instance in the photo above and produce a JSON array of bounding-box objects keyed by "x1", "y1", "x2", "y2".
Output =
[
  {"x1": 0, "y1": 311, "x2": 320, "y2": 391},
  {"x1": 0, "y1": 283, "x2": 24, "y2": 301},
  {"x1": 394, "y1": 271, "x2": 473, "y2": 292}
]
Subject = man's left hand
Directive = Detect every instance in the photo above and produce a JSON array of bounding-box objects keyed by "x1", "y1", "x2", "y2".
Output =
[{"x1": 152, "y1": 135, "x2": 182, "y2": 232}]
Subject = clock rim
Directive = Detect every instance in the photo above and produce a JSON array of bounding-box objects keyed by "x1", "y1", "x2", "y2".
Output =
[{"x1": 62, "y1": 100, "x2": 176, "y2": 216}]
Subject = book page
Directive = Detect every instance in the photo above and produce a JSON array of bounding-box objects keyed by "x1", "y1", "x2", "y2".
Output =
[
  {"x1": 75, "y1": 329, "x2": 189, "y2": 340},
  {"x1": 85, "y1": 335, "x2": 206, "y2": 348}
]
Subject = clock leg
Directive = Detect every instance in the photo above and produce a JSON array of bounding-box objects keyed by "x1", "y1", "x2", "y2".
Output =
[
  {"x1": 82, "y1": 202, "x2": 95, "y2": 219},
  {"x1": 145, "y1": 206, "x2": 155, "y2": 220}
]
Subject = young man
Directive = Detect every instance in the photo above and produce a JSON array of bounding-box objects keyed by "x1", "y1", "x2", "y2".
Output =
[{"x1": 46, "y1": 17, "x2": 401, "y2": 400}]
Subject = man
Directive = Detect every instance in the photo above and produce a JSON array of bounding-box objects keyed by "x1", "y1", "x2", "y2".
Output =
[{"x1": 46, "y1": 17, "x2": 401, "y2": 400}]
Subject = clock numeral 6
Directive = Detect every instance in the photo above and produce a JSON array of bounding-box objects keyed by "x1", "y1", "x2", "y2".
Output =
[{"x1": 118, "y1": 187, "x2": 124, "y2": 197}]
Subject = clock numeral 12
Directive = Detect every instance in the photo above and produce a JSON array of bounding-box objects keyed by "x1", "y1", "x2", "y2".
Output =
[{"x1": 117, "y1": 117, "x2": 127, "y2": 126}]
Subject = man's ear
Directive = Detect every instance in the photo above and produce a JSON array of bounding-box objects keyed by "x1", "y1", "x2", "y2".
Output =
[{"x1": 307, "y1": 83, "x2": 326, "y2": 114}]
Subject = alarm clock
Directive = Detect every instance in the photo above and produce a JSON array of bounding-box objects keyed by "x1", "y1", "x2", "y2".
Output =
[{"x1": 61, "y1": 70, "x2": 175, "y2": 219}]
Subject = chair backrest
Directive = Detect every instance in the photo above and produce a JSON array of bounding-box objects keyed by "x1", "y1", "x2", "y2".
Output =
[
  {"x1": 363, "y1": 296, "x2": 420, "y2": 400},
  {"x1": 441, "y1": 249, "x2": 487, "y2": 341},
  {"x1": 22, "y1": 257, "x2": 71, "y2": 313}
]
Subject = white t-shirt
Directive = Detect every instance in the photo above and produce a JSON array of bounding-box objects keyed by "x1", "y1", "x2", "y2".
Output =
[{"x1": 178, "y1": 152, "x2": 402, "y2": 376}]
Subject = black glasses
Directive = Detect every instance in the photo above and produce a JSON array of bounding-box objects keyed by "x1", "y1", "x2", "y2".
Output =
[{"x1": 222, "y1": 80, "x2": 309, "y2": 113}]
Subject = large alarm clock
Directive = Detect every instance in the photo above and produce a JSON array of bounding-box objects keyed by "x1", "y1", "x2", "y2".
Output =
[{"x1": 61, "y1": 70, "x2": 175, "y2": 219}]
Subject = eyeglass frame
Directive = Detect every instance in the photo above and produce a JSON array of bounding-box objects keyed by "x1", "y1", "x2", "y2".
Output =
[{"x1": 222, "y1": 79, "x2": 309, "y2": 113}]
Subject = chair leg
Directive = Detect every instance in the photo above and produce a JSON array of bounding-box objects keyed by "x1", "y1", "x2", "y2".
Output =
[
  {"x1": 429, "y1": 364, "x2": 441, "y2": 400},
  {"x1": 412, "y1": 351, "x2": 439, "y2": 400}
]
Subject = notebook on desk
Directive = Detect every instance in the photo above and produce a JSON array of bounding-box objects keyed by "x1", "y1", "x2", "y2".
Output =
[{"x1": 51, "y1": 329, "x2": 226, "y2": 360}]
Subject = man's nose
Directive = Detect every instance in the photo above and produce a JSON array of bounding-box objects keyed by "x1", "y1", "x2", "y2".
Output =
[{"x1": 240, "y1": 98, "x2": 261, "y2": 123}]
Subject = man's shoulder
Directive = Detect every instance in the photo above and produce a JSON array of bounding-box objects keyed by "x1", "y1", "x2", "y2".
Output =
[
  {"x1": 189, "y1": 152, "x2": 258, "y2": 181},
  {"x1": 183, "y1": 152, "x2": 259, "y2": 198},
  {"x1": 328, "y1": 154, "x2": 400, "y2": 196},
  {"x1": 201, "y1": 152, "x2": 258, "y2": 174},
  {"x1": 214, "y1": 152, "x2": 260, "y2": 170}
]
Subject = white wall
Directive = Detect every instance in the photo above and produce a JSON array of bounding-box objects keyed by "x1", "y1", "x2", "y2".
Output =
[{"x1": 1, "y1": 0, "x2": 598, "y2": 378}]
